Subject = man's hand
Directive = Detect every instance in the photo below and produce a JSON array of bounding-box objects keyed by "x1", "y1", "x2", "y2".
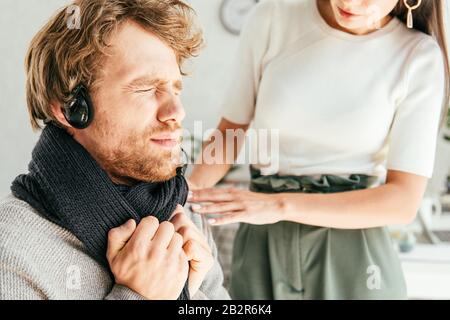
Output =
[
  {"x1": 170, "y1": 205, "x2": 214, "y2": 296},
  {"x1": 106, "y1": 217, "x2": 189, "y2": 300}
]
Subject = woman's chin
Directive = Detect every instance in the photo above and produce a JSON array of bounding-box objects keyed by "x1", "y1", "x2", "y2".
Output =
[{"x1": 336, "y1": 19, "x2": 374, "y2": 35}]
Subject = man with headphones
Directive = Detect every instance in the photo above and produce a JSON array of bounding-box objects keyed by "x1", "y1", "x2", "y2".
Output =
[{"x1": 0, "y1": 0, "x2": 229, "y2": 300}]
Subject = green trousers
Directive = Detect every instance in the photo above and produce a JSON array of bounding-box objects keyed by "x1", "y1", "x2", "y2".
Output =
[{"x1": 229, "y1": 168, "x2": 407, "y2": 300}]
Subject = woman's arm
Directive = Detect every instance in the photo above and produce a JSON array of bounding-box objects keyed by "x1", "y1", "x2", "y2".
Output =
[
  {"x1": 188, "y1": 118, "x2": 249, "y2": 190},
  {"x1": 279, "y1": 170, "x2": 427, "y2": 229},
  {"x1": 189, "y1": 170, "x2": 428, "y2": 229}
]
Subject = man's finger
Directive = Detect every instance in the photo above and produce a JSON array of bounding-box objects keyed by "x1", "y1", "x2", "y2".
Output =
[
  {"x1": 127, "y1": 216, "x2": 159, "y2": 253},
  {"x1": 183, "y1": 240, "x2": 213, "y2": 274},
  {"x1": 171, "y1": 212, "x2": 209, "y2": 249},
  {"x1": 152, "y1": 221, "x2": 176, "y2": 249},
  {"x1": 177, "y1": 225, "x2": 210, "y2": 251},
  {"x1": 169, "y1": 204, "x2": 184, "y2": 220},
  {"x1": 168, "y1": 232, "x2": 184, "y2": 253},
  {"x1": 106, "y1": 219, "x2": 136, "y2": 263},
  {"x1": 170, "y1": 211, "x2": 195, "y2": 231},
  {"x1": 183, "y1": 239, "x2": 210, "y2": 263}
]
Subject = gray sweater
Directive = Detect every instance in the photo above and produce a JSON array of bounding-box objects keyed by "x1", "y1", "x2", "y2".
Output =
[{"x1": 0, "y1": 194, "x2": 230, "y2": 300}]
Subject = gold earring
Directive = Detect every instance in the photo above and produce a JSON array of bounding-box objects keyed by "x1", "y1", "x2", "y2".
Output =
[{"x1": 403, "y1": 0, "x2": 422, "y2": 29}]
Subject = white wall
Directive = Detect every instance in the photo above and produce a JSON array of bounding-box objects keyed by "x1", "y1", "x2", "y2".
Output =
[
  {"x1": 0, "y1": 0, "x2": 449, "y2": 197},
  {"x1": 183, "y1": 0, "x2": 238, "y2": 132},
  {"x1": 0, "y1": 0, "x2": 69, "y2": 197}
]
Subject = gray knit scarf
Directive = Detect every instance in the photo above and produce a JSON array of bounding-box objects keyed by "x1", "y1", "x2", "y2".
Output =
[{"x1": 11, "y1": 124, "x2": 190, "y2": 300}]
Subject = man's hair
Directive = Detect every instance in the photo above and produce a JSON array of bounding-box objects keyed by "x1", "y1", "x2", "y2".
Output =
[{"x1": 25, "y1": 0, "x2": 203, "y2": 130}]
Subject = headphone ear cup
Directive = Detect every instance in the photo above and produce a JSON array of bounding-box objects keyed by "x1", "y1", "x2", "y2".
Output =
[{"x1": 63, "y1": 85, "x2": 94, "y2": 129}]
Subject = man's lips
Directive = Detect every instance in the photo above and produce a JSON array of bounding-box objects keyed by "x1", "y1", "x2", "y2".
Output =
[
  {"x1": 150, "y1": 138, "x2": 179, "y2": 148},
  {"x1": 150, "y1": 132, "x2": 181, "y2": 148},
  {"x1": 152, "y1": 133, "x2": 180, "y2": 140}
]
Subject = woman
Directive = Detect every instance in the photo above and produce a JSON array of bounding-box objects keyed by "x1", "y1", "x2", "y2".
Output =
[{"x1": 188, "y1": 0, "x2": 449, "y2": 299}]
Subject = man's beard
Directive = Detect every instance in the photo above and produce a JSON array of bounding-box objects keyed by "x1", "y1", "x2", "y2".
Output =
[{"x1": 90, "y1": 123, "x2": 182, "y2": 185}]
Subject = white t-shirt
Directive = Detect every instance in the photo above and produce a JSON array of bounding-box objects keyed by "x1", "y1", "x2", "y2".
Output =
[{"x1": 221, "y1": 0, "x2": 446, "y2": 183}]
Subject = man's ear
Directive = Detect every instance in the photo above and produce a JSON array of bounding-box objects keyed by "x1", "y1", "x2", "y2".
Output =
[{"x1": 50, "y1": 101, "x2": 72, "y2": 128}]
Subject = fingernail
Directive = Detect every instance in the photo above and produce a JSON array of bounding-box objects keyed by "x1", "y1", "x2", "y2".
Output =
[
  {"x1": 125, "y1": 219, "x2": 135, "y2": 228},
  {"x1": 208, "y1": 219, "x2": 216, "y2": 225},
  {"x1": 191, "y1": 204, "x2": 202, "y2": 211}
]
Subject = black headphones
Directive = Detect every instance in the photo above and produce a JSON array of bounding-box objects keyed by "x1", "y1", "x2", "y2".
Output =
[{"x1": 62, "y1": 85, "x2": 94, "y2": 129}]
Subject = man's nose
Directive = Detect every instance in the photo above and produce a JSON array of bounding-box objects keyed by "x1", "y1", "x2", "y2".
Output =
[{"x1": 157, "y1": 92, "x2": 186, "y2": 124}]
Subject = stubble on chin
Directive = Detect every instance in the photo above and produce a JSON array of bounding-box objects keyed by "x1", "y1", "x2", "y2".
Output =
[{"x1": 89, "y1": 124, "x2": 182, "y2": 185}]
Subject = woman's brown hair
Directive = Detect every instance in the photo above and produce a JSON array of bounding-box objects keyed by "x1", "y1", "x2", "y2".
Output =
[
  {"x1": 390, "y1": 0, "x2": 450, "y2": 127},
  {"x1": 25, "y1": 0, "x2": 203, "y2": 131}
]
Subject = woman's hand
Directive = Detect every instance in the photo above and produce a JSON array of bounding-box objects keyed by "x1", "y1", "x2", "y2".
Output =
[
  {"x1": 188, "y1": 188, "x2": 284, "y2": 226},
  {"x1": 186, "y1": 178, "x2": 200, "y2": 191}
]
